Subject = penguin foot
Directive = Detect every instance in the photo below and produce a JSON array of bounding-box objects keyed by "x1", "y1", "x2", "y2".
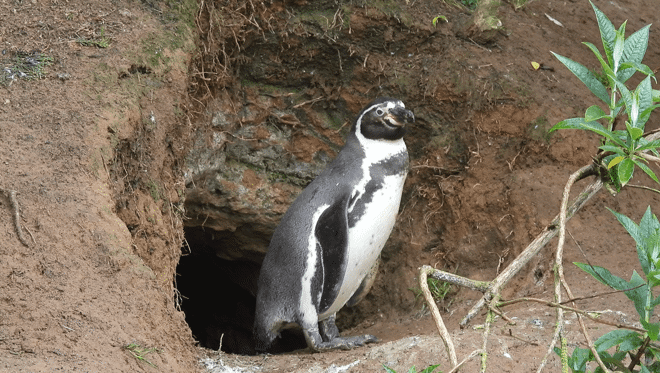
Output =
[
  {"x1": 319, "y1": 315, "x2": 340, "y2": 341},
  {"x1": 325, "y1": 334, "x2": 379, "y2": 351},
  {"x1": 305, "y1": 330, "x2": 379, "y2": 352}
]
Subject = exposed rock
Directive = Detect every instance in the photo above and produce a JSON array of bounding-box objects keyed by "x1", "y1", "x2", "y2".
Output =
[{"x1": 184, "y1": 91, "x2": 344, "y2": 262}]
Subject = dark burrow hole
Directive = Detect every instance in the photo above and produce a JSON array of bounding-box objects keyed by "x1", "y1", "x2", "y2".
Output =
[{"x1": 176, "y1": 226, "x2": 308, "y2": 355}]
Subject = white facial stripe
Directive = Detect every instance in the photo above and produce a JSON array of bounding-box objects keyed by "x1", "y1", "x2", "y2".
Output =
[
  {"x1": 354, "y1": 100, "x2": 405, "y2": 136},
  {"x1": 351, "y1": 100, "x2": 408, "y2": 216},
  {"x1": 300, "y1": 204, "x2": 330, "y2": 327}
]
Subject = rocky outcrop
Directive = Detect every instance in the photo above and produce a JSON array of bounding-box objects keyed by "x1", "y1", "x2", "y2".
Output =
[{"x1": 184, "y1": 91, "x2": 347, "y2": 262}]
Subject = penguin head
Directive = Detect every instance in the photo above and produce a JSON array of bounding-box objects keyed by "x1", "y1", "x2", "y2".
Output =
[{"x1": 353, "y1": 97, "x2": 414, "y2": 141}]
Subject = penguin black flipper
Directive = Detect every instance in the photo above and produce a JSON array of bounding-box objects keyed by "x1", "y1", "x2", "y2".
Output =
[
  {"x1": 301, "y1": 192, "x2": 378, "y2": 351},
  {"x1": 315, "y1": 192, "x2": 351, "y2": 314}
]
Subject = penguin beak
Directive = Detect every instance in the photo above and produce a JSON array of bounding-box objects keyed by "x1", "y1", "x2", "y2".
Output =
[{"x1": 384, "y1": 107, "x2": 415, "y2": 128}]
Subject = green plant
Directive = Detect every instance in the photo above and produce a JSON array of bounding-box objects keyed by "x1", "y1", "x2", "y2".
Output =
[
  {"x1": 1, "y1": 51, "x2": 53, "y2": 85},
  {"x1": 444, "y1": 0, "x2": 478, "y2": 11},
  {"x1": 124, "y1": 343, "x2": 161, "y2": 368},
  {"x1": 549, "y1": 1, "x2": 660, "y2": 191},
  {"x1": 383, "y1": 363, "x2": 441, "y2": 373},
  {"x1": 77, "y1": 27, "x2": 110, "y2": 48},
  {"x1": 411, "y1": 277, "x2": 452, "y2": 305},
  {"x1": 146, "y1": 179, "x2": 160, "y2": 201},
  {"x1": 555, "y1": 206, "x2": 660, "y2": 372}
]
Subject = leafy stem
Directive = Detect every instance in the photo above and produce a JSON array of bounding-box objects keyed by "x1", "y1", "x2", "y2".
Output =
[{"x1": 549, "y1": 1, "x2": 658, "y2": 190}]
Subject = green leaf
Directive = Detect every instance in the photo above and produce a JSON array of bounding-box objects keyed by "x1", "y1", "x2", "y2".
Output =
[
  {"x1": 639, "y1": 206, "x2": 660, "y2": 251},
  {"x1": 617, "y1": 157, "x2": 635, "y2": 185},
  {"x1": 618, "y1": 331, "x2": 643, "y2": 352},
  {"x1": 640, "y1": 104, "x2": 660, "y2": 128},
  {"x1": 633, "y1": 159, "x2": 660, "y2": 184},
  {"x1": 574, "y1": 262, "x2": 629, "y2": 290},
  {"x1": 635, "y1": 75, "x2": 654, "y2": 127},
  {"x1": 619, "y1": 61, "x2": 655, "y2": 81},
  {"x1": 584, "y1": 105, "x2": 610, "y2": 122},
  {"x1": 571, "y1": 347, "x2": 591, "y2": 372},
  {"x1": 649, "y1": 345, "x2": 660, "y2": 360},
  {"x1": 419, "y1": 365, "x2": 441, "y2": 373},
  {"x1": 603, "y1": 161, "x2": 621, "y2": 193},
  {"x1": 582, "y1": 41, "x2": 616, "y2": 81},
  {"x1": 618, "y1": 24, "x2": 651, "y2": 83},
  {"x1": 607, "y1": 155, "x2": 624, "y2": 169},
  {"x1": 635, "y1": 138, "x2": 660, "y2": 153},
  {"x1": 595, "y1": 329, "x2": 639, "y2": 353},
  {"x1": 599, "y1": 144, "x2": 625, "y2": 154},
  {"x1": 604, "y1": 155, "x2": 623, "y2": 191},
  {"x1": 612, "y1": 23, "x2": 626, "y2": 72},
  {"x1": 554, "y1": 347, "x2": 591, "y2": 373},
  {"x1": 626, "y1": 121, "x2": 644, "y2": 140},
  {"x1": 648, "y1": 269, "x2": 660, "y2": 288},
  {"x1": 627, "y1": 270, "x2": 649, "y2": 317},
  {"x1": 654, "y1": 89, "x2": 660, "y2": 103},
  {"x1": 615, "y1": 79, "x2": 635, "y2": 122},
  {"x1": 550, "y1": 118, "x2": 626, "y2": 147},
  {"x1": 382, "y1": 365, "x2": 397, "y2": 373},
  {"x1": 609, "y1": 207, "x2": 650, "y2": 274},
  {"x1": 551, "y1": 51, "x2": 610, "y2": 103},
  {"x1": 578, "y1": 261, "x2": 648, "y2": 317},
  {"x1": 642, "y1": 319, "x2": 660, "y2": 340},
  {"x1": 608, "y1": 207, "x2": 642, "y2": 241},
  {"x1": 590, "y1": 0, "x2": 616, "y2": 67}
]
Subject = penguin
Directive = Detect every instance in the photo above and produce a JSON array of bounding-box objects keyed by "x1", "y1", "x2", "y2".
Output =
[{"x1": 254, "y1": 97, "x2": 414, "y2": 352}]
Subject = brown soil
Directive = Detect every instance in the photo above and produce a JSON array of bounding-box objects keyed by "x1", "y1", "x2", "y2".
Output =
[{"x1": 1, "y1": 0, "x2": 659, "y2": 372}]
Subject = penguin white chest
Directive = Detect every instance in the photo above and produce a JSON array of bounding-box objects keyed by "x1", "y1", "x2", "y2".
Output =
[
  {"x1": 320, "y1": 158, "x2": 407, "y2": 319},
  {"x1": 345, "y1": 171, "x2": 406, "y2": 276}
]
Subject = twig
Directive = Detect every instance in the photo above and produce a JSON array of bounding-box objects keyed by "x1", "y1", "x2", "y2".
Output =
[
  {"x1": 480, "y1": 309, "x2": 495, "y2": 373},
  {"x1": 420, "y1": 266, "x2": 458, "y2": 367},
  {"x1": 498, "y1": 297, "x2": 645, "y2": 333},
  {"x1": 507, "y1": 329, "x2": 539, "y2": 345},
  {"x1": 560, "y1": 283, "x2": 645, "y2": 304},
  {"x1": 447, "y1": 349, "x2": 482, "y2": 373},
  {"x1": 545, "y1": 162, "x2": 583, "y2": 373},
  {"x1": 60, "y1": 324, "x2": 75, "y2": 332},
  {"x1": 24, "y1": 225, "x2": 36, "y2": 245},
  {"x1": 628, "y1": 336, "x2": 651, "y2": 371},
  {"x1": 554, "y1": 166, "x2": 612, "y2": 373},
  {"x1": 425, "y1": 266, "x2": 491, "y2": 293},
  {"x1": 564, "y1": 277, "x2": 611, "y2": 373},
  {"x1": 626, "y1": 184, "x2": 660, "y2": 195},
  {"x1": 2, "y1": 189, "x2": 30, "y2": 247},
  {"x1": 486, "y1": 302, "x2": 514, "y2": 324},
  {"x1": 638, "y1": 152, "x2": 660, "y2": 164},
  {"x1": 293, "y1": 96, "x2": 323, "y2": 109}
]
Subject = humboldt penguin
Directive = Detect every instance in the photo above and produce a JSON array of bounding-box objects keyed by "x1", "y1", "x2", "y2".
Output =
[{"x1": 254, "y1": 97, "x2": 414, "y2": 352}]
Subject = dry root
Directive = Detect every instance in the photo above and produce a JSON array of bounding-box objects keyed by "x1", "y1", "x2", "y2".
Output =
[{"x1": 2, "y1": 189, "x2": 30, "y2": 247}]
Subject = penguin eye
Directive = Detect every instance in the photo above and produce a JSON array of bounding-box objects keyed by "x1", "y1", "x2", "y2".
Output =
[{"x1": 375, "y1": 108, "x2": 385, "y2": 116}]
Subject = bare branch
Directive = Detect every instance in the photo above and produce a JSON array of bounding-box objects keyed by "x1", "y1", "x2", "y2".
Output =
[
  {"x1": 425, "y1": 267, "x2": 491, "y2": 293},
  {"x1": 420, "y1": 266, "x2": 458, "y2": 367}
]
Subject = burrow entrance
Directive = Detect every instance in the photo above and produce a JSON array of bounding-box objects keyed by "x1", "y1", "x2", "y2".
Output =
[{"x1": 176, "y1": 226, "x2": 308, "y2": 355}]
